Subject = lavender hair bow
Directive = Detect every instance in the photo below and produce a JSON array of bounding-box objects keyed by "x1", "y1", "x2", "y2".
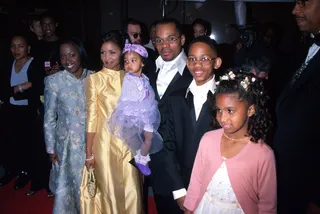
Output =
[{"x1": 123, "y1": 43, "x2": 148, "y2": 58}]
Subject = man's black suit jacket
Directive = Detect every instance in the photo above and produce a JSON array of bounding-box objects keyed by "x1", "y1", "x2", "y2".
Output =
[
  {"x1": 273, "y1": 48, "x2": 320, "y2": 213},
  {"x1": 147, "y1": 65, "x2": 194, "y2": 194},
  {"x1": 150, "y1": 88, "x2": 219, "y2": 196}
]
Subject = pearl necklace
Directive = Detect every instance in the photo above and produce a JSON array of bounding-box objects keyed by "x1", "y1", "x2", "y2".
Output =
[{"x1": 223, "y1": 132, "x2": 249, "y2": 141}]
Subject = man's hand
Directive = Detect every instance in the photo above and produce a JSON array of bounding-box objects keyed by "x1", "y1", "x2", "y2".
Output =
[{"x1": 176, "y1": 196, "x2": 186, "y2": 211}]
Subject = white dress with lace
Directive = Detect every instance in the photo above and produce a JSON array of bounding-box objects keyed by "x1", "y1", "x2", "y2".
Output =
[{"x1": 195, "y1": 158, "x2": 245, "y2": 214}]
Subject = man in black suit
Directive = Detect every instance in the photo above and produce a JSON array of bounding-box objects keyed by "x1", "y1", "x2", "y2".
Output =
[
  {"x1": 150, "y1": 34, "x2": 222, "y2": 213},
  {"x1": 273, "y1": 1, "x2": 320, "y2": 214},
  {"x1": 145, "y1": 18, "x2": 193, "y2": 214}
]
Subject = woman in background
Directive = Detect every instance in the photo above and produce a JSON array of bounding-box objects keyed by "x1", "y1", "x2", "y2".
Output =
[{"x1": 0, "y1": 35, "x2": 45, "y2": 193}]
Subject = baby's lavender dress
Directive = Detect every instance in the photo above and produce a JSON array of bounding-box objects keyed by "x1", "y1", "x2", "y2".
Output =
[{"x1": 107, "y1": 72, "x2": 163, "y2": 155}]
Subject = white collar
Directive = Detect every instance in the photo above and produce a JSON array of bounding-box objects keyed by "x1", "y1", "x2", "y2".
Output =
[
  {"x1": 156, "y1": 50, "x2": 187, "y2": 75},
  {"x1": 185, "y1": 76, "x2": 216, "y2": 98},
  {"x1": 311, "y1": 31, "x2": 320, "y2": 38}
]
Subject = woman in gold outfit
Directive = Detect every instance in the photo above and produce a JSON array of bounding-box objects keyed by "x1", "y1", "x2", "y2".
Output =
[{"x1": 80, "y1": 31, "x2": 143, "y2": 214}]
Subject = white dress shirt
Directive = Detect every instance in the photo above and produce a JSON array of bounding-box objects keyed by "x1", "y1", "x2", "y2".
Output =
[
  {"x1": 144, "y1": 40, "x2": 155, "y2": 51},
  {"x1": 156, "y1": 51, "x2": 187, "y2": 99},
  {"x1": 305, "y1": 32, "x2": 320, "y2": 63},
  {"x1": 187, "y1": 77, "x2": 216, "y2": 120},
  {"x1": 172, "y1": 77, "x2": 216, "y2": 200}
]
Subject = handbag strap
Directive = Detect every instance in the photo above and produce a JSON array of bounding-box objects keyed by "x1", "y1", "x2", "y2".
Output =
[{"x1": 88, "y1": 167, "x2": 95, "y2": 182}]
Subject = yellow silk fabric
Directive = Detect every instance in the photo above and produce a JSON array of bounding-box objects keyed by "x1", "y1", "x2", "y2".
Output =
[{"x1": 80, "y1": 68, "x2": 143, "y2": 214}]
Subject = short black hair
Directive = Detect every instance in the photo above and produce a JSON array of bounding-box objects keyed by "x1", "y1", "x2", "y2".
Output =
[
  {"x1": 188, "y1": 35, "x2": 218, "y2": 56},
  {"x1": 156, "y1": 18, "x2": 183, "y2": 36},
  {"x1": 150, "y1": 20, "x2": 159, "y2": 30},
  {"x1": 10, "y1": 34, "x2": 31, "y2": 46},
  {"x1": 60, "y1": 38, "x2": 88, "y2": 67},
  {"x1": 40, "y1": 11, "x2": 58, "y2": 24}
]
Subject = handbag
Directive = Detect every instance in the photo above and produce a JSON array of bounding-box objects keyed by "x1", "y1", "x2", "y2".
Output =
[
  {"x1": 87, "y1": 167, "x2": 97, "y2": 198},
  {"x1": 49, "y1": 163, "x2": 59, "y2": 194}
]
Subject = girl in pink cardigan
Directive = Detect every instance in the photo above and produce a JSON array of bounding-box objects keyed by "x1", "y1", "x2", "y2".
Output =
[{"x1": 184, "y1": 70, "x2": 276, "y2": 214}]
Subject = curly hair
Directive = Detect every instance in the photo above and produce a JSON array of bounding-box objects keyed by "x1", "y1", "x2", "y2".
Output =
[{"x1": 209, "y1": 70, "x2": 272, "y2": 143}]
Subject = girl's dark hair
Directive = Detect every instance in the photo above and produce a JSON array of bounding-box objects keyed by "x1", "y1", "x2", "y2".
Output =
[
  {"x1": 210, "y1": 69, "x2": 272, "y2": 143},
  {"x1": 101, "y1": 30, "x2": 127, "y2": 69},
  {"x1": 60, "y1": 37, "x2": 88, "y2": 68}
]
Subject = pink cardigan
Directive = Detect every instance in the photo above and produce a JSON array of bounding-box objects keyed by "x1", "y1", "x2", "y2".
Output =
[{"x1": 184, "y1": 129, "x2": 277, "y2": 214}]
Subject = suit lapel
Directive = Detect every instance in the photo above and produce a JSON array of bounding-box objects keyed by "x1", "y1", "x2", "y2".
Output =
[
  {"x1": 163, "y1": 66, "x2": 192, "y2": 98},
  {"x1": 277, "y1": 49, "x2": 320, "y2": 109},
  {"x1": 291, "y1": 49, "x2": 320, "y2": 90},
  {"x1": 149, "y1": 68, "x2": 160, "y2": 101},
  {"x1": 162, "y1": 72, "x2": 181, "y2": 98},
  {"x1": 194, "y1": 92, "x2": 213, "y2": 132}
]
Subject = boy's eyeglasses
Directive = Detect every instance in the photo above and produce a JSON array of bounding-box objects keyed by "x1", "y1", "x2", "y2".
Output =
[{"x1": 187, "y1": 57, "x2": 216, "y2": 66}]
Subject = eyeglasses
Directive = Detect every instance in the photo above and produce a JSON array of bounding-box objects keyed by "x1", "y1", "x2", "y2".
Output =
[
  {"x1": 187, "y1": 57, "x2": 216, "y2": 66},
  {"x1": 296, "y1": 0, "x2": 305, "y2": 7},
  {"x1": 154, "y1": 36, "x2": 181, "y2": 45},
  {"x1": 133, "y1": 32, "x2": 142, "y2": 39}
]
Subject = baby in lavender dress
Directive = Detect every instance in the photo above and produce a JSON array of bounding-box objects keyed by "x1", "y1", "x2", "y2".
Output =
[{"x1": 107, "y1": 43, "x2": 163, "y2": 175}]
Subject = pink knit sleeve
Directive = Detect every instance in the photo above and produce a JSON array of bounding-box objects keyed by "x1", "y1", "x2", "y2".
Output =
[
  {"x1": 258, "y1": 146, "x2": 277, "y2": 214},
  {"x1": 183, "y1": 134, "x2": 207, "y2": 211}
]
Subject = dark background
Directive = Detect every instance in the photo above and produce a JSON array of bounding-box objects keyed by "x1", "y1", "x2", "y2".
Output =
[{"x1": 0, "y1": 0, "x2": 300, "y2": 68}]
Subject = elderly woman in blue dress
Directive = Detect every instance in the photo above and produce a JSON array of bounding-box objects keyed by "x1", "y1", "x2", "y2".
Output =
[{"x1": 44, "y1": 38, "x2": 94, "y2": 214}]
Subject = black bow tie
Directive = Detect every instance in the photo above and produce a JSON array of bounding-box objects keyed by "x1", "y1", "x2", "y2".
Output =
[{"x1": 311, "y1": 33, "x2": 320, "y2": 46}]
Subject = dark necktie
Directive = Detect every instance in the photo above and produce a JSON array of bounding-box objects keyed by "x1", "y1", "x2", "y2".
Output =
[{"x1": 291, "y1": 33, "x2": 320, "y2": 85}]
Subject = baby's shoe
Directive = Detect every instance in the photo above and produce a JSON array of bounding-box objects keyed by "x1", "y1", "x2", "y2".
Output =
[
  {"x1": 136, "y1": 163, "x2": 151, "y2": 176},
  {"x1": 134, "y1": 150, "x2": 151, "y2": 176}
]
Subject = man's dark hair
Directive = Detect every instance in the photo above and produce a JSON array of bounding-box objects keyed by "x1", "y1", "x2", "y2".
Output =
[
  {"x1": 123, "y1": 18, "x2": 141, "y2": 33},
  {"x1": 156, "y1": 18, "x2": 183, "y2": 36}
]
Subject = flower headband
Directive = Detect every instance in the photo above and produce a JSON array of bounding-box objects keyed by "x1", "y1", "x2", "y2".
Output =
[
  {"x1": 123, "y1": 42, "x2": 148, "y2": 58},
  {"x1": 216, "y1": 70, "x2": 256, "y2": 91}
]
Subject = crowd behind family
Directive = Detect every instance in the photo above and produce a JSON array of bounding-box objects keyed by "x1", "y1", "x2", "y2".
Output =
[{"x1": 0, "y1": 0, "x2": 319, "y2": 213}]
